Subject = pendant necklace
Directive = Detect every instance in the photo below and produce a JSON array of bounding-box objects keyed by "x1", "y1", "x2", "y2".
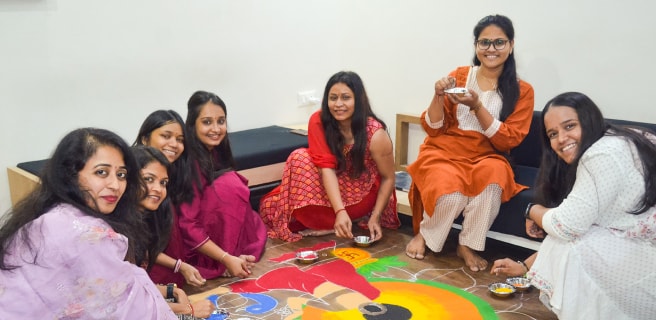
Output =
[{"x1": 478, "y1": 72, "x2": 498, "y2": 91}]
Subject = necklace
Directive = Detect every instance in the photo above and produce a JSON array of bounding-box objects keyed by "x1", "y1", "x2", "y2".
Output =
[{"x1": 478, "y1": 72, "x2": 498, "y2": 90}]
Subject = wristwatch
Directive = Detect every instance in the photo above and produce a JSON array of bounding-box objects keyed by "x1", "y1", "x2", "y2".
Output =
[
  {"x1": 524, "y1": 202, "x2": 536, "y2": 220},
  {"x1": 166, "y1": 283, "x2": 176, "y2": 300}
]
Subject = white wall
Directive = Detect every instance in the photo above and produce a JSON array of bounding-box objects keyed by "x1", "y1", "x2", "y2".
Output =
[{"x1": 2, "y1": 0, "x2": 655, "y2": 216}]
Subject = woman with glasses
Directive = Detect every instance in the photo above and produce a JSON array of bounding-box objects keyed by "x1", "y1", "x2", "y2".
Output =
[{"x1": 405, "y1": 14, "x2": 534, "y2": 272}]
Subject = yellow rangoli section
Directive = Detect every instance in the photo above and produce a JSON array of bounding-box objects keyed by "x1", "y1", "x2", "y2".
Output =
[{"x1": 332, "y1": 247, "x2": 377, "y2": 268}]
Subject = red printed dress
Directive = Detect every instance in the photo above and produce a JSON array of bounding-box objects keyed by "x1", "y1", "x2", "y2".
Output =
[{"x1": 260, "y1": 111, "x2": 400, "y2": 242}]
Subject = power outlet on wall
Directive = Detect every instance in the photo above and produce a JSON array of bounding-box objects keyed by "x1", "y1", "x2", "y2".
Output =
[{"x1": 297, "y1": 90, "x2": 320, "y2": 107}]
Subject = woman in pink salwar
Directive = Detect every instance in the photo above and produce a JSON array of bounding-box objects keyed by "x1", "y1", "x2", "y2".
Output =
[{"x1": 0, "y1": 128, "x2": 175, "y2": 319}]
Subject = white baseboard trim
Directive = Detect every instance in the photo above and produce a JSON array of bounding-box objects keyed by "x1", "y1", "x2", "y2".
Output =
[{"x1": 451, "y1": 223, "x2": 541, "y2": 251}]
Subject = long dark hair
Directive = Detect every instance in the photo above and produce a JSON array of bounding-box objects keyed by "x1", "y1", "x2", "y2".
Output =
[
  {"x1": 185, "y1": 90, "x2": 236, "y2": 191},
  {"x1": 131, "y1": 146, "x2": 172, "y2": 271},
  {"x1": 472, "y1": 14, "x2": 520, "y2": 122},
  {"x1": 320, "y1": 71, "x2": 387, "y2": 177},
  {"x1": 0, "y1": 128, "x2": 145, "y2": 270},
  {"x1": 133, "y1": 109, "x2": 193, "y2": 205},
  {"x1": 535, "y1": 92, "x2": 656, "y2": 214}
]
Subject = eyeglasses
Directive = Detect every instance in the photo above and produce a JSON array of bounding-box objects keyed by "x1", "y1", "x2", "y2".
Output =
[{"x1": 475, "y1": 38, "x2": 509, "y2": 50}]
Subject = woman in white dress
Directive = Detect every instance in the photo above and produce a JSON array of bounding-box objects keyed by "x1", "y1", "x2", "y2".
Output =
[{"x1": 517, "y1": 92, "x2": 656, "y2": 319}]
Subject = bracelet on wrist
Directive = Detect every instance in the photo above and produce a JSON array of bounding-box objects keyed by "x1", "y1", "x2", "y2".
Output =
[
  {"x1": 517, "y1": 260, "x2": 529, "y2": 274},
  {"x1": 220, "y1": 252, "x2": 228, "y2": 263},
  {"x1": 187, "y1": 303, "x2": 194, "y2": 316},
  {"x1": 524, "y1": 202, "x2": 536, "y2": 220},
  {"x1": 334, "y1": 208, "x2": 346, "y2": 215},
  {"x1": 166, "y1": 283, "x2": 176, "y2": 300},
  {"x1": 469, "y1": 102, "x2": 482, "y2": 115},
  {"x1": 173, "y1": 259, "x2": 182, "y2": 273}
]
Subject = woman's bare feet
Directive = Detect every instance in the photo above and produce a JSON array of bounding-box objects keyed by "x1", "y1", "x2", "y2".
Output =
[
  {"x1": 405, "y1": 233, "x2": 426, "y2": 260},
  {"x1": 456, "y1": 244, "x2": 487, "y2": 272},
  {"x1": 299, "y1": 229, "x2": 335, "y2": 237}
]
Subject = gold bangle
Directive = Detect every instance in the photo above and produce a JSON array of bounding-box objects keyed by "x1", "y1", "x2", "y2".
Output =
[
  {"x1": 470, "y1": 103, "x2": 482, "y2": 115},
  {"x1": 220, "y1": 252, "x2": 228, "y2": 263}
]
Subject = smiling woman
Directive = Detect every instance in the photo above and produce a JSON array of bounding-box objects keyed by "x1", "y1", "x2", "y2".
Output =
[
  {"x1": 523, "y1": 92, "x2": 656, "y2": 319},
  {"x1": 0, "y1": 128, "x2": 176, "y2": 319},
  {"x1": 405, "y1": 14, "x2": 535, "y2": 273},
  {"x1": 150, "y1": 90, "x2": 268, "y2": 285},
  {"x1": 77, "y1": 145, "x2": 128, "y2": 214},
  {"x1": 259, "y1": 71, "x2": 400, "y2": 243}
]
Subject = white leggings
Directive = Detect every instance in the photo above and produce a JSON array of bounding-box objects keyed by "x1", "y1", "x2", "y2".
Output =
[{"x1": 420, "y1": 184, "x2": 502, "y2": 252}]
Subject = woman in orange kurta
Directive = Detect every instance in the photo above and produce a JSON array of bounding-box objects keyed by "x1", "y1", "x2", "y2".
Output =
[{"x1": 405, "y1": 15, "x2": 534, "y2": 272}]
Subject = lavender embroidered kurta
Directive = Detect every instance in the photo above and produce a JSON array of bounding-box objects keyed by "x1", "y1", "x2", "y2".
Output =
[{"x1": 0, "y1": 203, "x2": 176, "y2": 319}]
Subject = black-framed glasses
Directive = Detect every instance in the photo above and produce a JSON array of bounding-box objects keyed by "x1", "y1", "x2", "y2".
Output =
[{"x1": 475, "y1": 38, "x2": 509, "y2": 50}]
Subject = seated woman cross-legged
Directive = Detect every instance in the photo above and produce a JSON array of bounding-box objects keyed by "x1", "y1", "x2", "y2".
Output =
[
  {"x1": 260, "y1": 71, "x2": 400, "y2": 242},
  {"x1": 177, "y1": 91, "x2": 267, "y2": 280},
  {"x1": 133, "y1": 110, "x2": 208, "y2": 288}
]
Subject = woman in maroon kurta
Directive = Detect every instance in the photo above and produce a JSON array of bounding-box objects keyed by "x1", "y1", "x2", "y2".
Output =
[
  {"x1": 148, "y1": 93, "x2": 267, "y2": 286},
  {"x1": 134, "y1": 110, "x2": 208, "y2": 288},
  {"x1": 260, "y1": 71, "x2": 400, "y2": 242},
  {"x1": 176, "y1": 90, "x2": 267, "y2": 280}
]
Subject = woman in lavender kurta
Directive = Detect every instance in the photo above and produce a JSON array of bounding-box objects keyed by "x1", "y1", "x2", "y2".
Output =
[
  {"x1": 0, "y1": 128, "x2": 175, "y2": 319},
  {"x1": 174, "y1": 90, "x2": 266, "y2": 280}
]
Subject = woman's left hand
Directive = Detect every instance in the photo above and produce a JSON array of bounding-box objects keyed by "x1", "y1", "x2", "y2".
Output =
[
  {"x1": 447, "y1": 89, "x2": 480, "y2": 109},
  {"x1": 334, "y1": 210, "x2": 353, "y2": 238}
]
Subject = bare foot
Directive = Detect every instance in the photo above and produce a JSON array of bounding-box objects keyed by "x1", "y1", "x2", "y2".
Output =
[
  {"x1": 405, "y1": 233, "x2": 426, "y2": 260},
  {"x1": 299, "y1": 229, "x2": 335, "y2": 237},
  {"x1": 456, "y1": 244, "x2": 488, "y2": 272}
]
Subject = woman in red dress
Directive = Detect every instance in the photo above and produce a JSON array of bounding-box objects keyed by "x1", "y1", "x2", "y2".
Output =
[{"x1": 260, "y1": 71, "x2": 400, "y2": 242}]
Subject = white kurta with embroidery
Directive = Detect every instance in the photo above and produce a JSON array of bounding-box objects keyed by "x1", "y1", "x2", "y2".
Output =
[{"x1": 528, "y1": 135, "x2": 656, "y2": 320}]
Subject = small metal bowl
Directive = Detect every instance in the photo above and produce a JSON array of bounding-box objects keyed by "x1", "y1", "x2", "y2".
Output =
[
  {"x1": 488, "y1": 282, "x2": 516, "y2": 298},
  {"x1": 506, "y1": 277, "x2": 531, "y2": 292},
  {"x1": 353, "y1": 236, "x2": 372, "y2": 247},
  {"x1": 296, "y1": 250, "x2": 318, "y2": 264},
  {"x1": 444, "y1": 87, "x2": 468, "y2": 96}
]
